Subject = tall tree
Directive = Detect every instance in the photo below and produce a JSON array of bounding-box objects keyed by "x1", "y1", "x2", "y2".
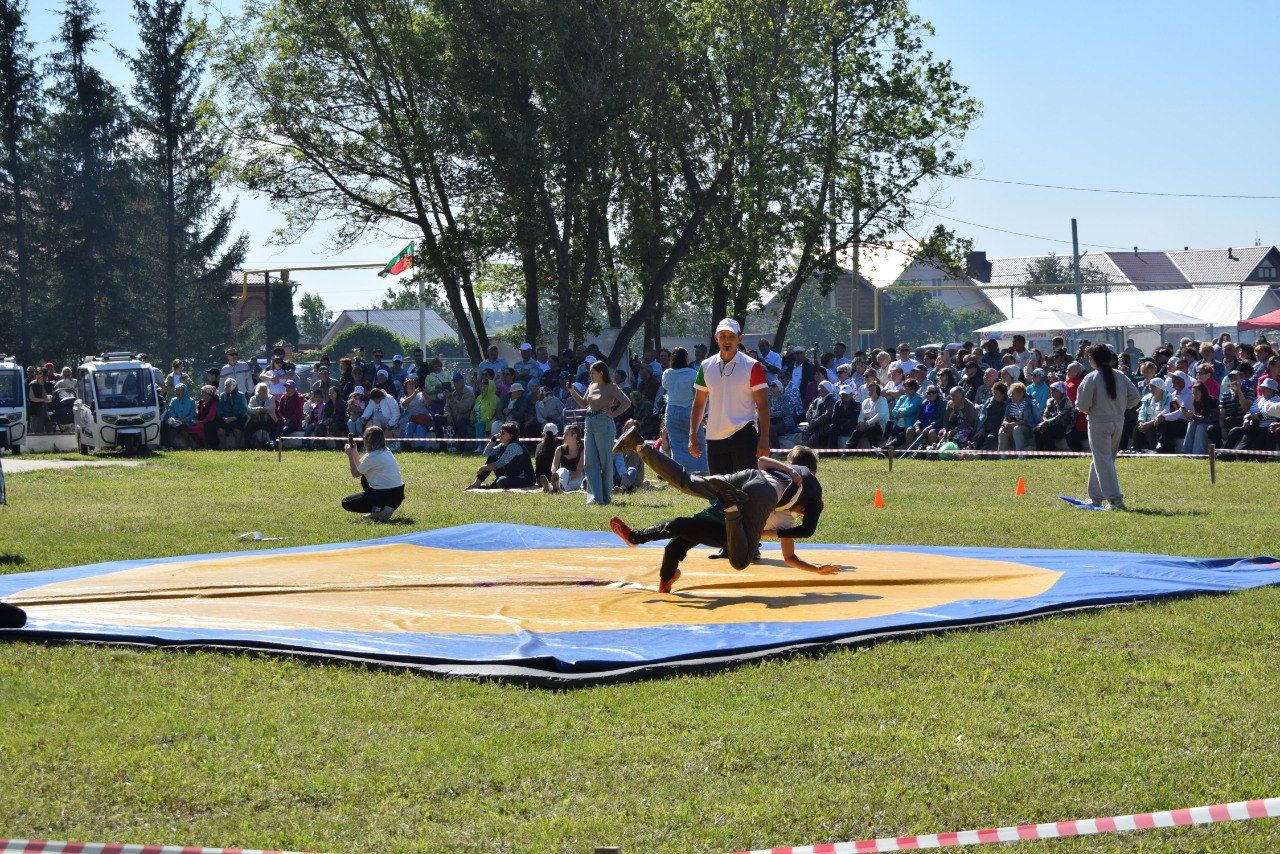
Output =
[
  {"x1": 41, "y1": 0, "x2": 137, "y2": 356},
  {"x1": 126, "y1": 0, "x2": 245, "y2": 358},
  {"x1": 1019, "y1": 253, "x2": 1111, "y2": 298},
  {"x1": 295, "y1": 291, "x2": 333, "y2": 343},
  {"x1": 0, "y1": 0, "x2": 39, "y2": 360}
]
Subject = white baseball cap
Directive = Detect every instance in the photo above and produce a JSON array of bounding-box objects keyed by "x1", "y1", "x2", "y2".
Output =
[
  {"x1": 543, "y1": 422, "x2": 559, "y2": 435},
  {"x1": 519, "y1": 342, "x2": 533, "y2": 351},
  {"x1": 1261, "y1": 377, "x2": 1279, "y2": 391},
  {"x1": 715, "y1": 318, "x2": 742, "y2": 335}
]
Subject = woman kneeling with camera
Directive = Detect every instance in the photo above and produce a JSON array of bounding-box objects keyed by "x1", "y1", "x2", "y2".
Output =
[{"x1": 342, "y1": 425, "x2": 405, "y2": 522}]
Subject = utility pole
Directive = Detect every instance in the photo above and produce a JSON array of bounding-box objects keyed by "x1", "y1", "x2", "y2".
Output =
[
  {"x1": 418, "y1": 275, "x2": 427, "y2": 355},
  {"x1": 1070, "y1": 218, "x2": 1084, "y2": 316}
]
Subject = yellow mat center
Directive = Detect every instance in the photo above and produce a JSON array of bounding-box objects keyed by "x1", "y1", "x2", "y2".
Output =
[{"x1": 11, "y1": 545, "x2": 1060, "y2": 634}]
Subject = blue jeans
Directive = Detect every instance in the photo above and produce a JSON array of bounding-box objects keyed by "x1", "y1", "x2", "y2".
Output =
[
  {"x1": 1181, "y1": 421, "x2": 1215, "y2": 455},
  {"x1": 664, "y1": 404, "x2": 706, "y2": 473},
  {"x1": 583, "y1": 412, "x2": 616, "y2": 504}
]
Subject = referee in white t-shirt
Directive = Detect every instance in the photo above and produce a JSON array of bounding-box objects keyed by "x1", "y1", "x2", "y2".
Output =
[{"x1": 689, "y1": 318, "x2": 771, "y2": 475}]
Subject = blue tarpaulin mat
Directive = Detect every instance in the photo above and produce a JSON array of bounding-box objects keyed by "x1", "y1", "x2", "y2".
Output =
[{"x1": 2, "y1": 524, "x2": 1278, "y2": 685}]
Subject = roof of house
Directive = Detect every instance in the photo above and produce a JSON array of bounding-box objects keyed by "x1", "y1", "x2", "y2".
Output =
[
  {"x1": 1104, "y1": 251, "x2": 1188, "y2": 289},
  {"x1": 321, "y1": 309, "x2": 457, "y2": 347},
  {"x1": 1166, "y1": 246, "x2": 1274, "y2": 283}
]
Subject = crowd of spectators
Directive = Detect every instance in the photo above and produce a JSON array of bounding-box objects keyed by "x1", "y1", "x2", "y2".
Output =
[{"x1": 16, "y1": 331, "x2": 1279, "y2": 466}]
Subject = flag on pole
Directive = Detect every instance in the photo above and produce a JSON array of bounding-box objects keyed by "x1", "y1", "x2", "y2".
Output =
[{"x1": 379, "y1": 242, "x2": 416, "y2": 278}]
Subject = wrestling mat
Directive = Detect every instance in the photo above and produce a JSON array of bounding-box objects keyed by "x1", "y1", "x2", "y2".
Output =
[{"x1": 2, "y1": 524, "x2": 1278, "y2": 685}]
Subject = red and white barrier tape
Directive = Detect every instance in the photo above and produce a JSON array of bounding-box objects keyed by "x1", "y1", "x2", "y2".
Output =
[
  {"x1": 736, "y1": 796, "x2": 1280, "y2": 853},
  {"x1": 276, "y1": 435, "x2": 1280, "y2": 458},
  {"x1": 0, "y1": 841, "x2": 315, "y2": 854}
]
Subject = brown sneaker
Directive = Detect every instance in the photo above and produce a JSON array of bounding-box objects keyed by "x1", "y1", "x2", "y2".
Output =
[
  {"x1": 658, "y1": 569, "x2": 681, "y2": 595},
  {"x1": 609, "y1": 516, "x2": 638, "y2": 546},
  {"x1": 612, "y1": 423, "x2": 642, "y2": 455}
]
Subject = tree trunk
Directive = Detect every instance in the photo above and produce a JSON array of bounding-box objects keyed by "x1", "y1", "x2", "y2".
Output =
[
  {"x1": 520, "y1": 235, "x2": 540, "y2": 345},
  {"x1": 165, "y1": 138, "x2": 177, "y2": 354}
]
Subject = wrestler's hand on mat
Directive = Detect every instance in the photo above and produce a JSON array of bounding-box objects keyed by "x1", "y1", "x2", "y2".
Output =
[{"x1": 812, "y1": 564, "x2": 841, "y2": 575}]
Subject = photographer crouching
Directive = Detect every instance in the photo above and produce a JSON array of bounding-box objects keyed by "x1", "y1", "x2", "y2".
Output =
[{"x1": 342, "y1": 425, "x2": 405, "y2": 523}]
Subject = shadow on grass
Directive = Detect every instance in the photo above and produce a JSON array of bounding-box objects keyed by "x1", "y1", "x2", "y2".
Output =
[
  {"x1": 1125, "y1": 507, "x2": 1208, "y2": 518},
  {"x1": 0, "y1": 554, "x2": 25, "y2": 566}
]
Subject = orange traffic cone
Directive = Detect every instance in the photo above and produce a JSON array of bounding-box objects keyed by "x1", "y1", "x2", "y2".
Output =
[
  {"x1": 1015, "y1": 476, "x2": 1027, "y2": 496},
  {"x1": 873, "y1": 488, "x2": 885, "y2": 508}
]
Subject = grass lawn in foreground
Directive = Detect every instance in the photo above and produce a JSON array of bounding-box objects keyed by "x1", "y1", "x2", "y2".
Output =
[{"x1": 1, "y1": 450, "x2": 1278, "y2": 852}]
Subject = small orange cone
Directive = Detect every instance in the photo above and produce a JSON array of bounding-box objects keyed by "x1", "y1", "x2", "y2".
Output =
[
  {"x1": 1015, "y1": 476, "x2": 1027, "y2": 496},
  {"x1": 873, "y1": 488, "x2": 885, "y2": 508}
]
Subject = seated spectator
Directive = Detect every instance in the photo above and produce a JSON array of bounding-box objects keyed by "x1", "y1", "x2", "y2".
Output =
[
  {"x1": 612, "y1": 418, "x2": 645, "y2": 493},
  {"x1": 399, "y1": 378, "x2": 432, "y2": 445},
  {"x1": 371, "y1": 368, "x2": 398, "y2": 398},
  {"x1": 1026, "y1": 369, "x2": 1050, "y2": 413},
  {"x1": 934, "y1": 386, "x2": 978, "y2": 448},
  {"x1": 190, "y1": 385, "x2": 219, "y2": 449},
  {"x1": 471, "y1": 376, "x2": 499, "y2": 439},
  {"x1": 467, "y1": 422, "x2": 535, "y2": 489},
  {"x1": 801, "y1": 380, "x2": 838, "y2": 448},
  {"x1": 500, "y1": 382, "x2": 537, "y2": 436},
  {"x1": 160, "y1": 384, "x2": 195, "y2": 450},
  {"x1": 906, "y1": 384, "x2": 945, "y2": 448},
  {"x1": 1132, "y1": 378, "x2": 1168, "y2": 452},
  {"x1": 548, "y1": 423, "x2": 586, "y2": 492},
  {"x1": 346, "y1": 387, "x2": 367, "y2": 436},
  {"x1": 217, "y1": 379, "x2": 249, "y2": 450},
  {"x1": 998, "y1": 381, "x2": 1039, "y2": 452},
  {"x1": 534, "y1": 422, "x2": 561, "y2": 488},
  {"x1": 850, "y1": 381, "x2": 889, "y2": 448},
  {"x1": 246, "y1": 382, "x2": 278, "y2": 449},
  {"x1": 1154, "y1": 371, "x2": 1192, "y2": 453},
  {"x1": 302, "y1": 388, "x2": 329, "y2": 441},
  {"x1": 831, "y1": 384, "x2": 859, "y2": 447},
  {"x1": 276, "y1": 379, "x2": 305, "y2": 435},
  {"x1": 1226, "y1": 377, "x2": 1280, "y2": 450},
  {"x1": 361, "y1": 387, "x2": 401, "y2": 433},
  {"x1": 1181, "y1": 379, "x2": 1220, "y2": 455},
  {"x1": 887, "y1": 378, "x2": 923, "y2": 446},
  {"x1": 1034, "y1": 381, "x2": 1075, "y2": 451},
  {"x1": 972, "y1": 381, "x2": 1008, "y2": 450},
  {"x1": 445, "y1": 373, "x2": 475, "y2": 447},
  {"x1": 535, "y1": 384, "x2": 565, "y2": 431}
]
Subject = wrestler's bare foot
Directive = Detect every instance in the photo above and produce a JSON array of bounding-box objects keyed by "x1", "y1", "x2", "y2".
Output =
[
  {"x1": 658, "y1": 569, "x2": 681, "y2": 594},
  {"x1": 609, "y1": 516, "x2": 638, "y2": 546}
]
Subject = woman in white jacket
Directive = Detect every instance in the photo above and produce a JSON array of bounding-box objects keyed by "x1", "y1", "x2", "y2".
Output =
[{"x1": 850, "y1": 382, "x2": 890, "y2": 448}]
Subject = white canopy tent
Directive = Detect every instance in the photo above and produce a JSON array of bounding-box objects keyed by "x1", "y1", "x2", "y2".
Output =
[
  {"x1": 1079, "y1": 304, "x2": 1211, "y2": 352},
  {"x1": 974, "y1": 308, "x2": 1097, "y2": 336}
]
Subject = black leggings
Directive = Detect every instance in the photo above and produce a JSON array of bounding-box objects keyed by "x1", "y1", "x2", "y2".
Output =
[
  {"x1": 342, "y1": 477, "x2": 406, "y2": 513},
  {"x1": 636, "y1": 443, "x2": 777, "y2": 573},
  {"x1": 634, "y1": 517, "x2": 727, "y2": 581},
  {"x1": 706, "y1": 423, "x2": 759, "y2": 475}
]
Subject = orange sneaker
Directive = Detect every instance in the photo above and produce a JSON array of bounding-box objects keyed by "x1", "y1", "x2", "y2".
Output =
[
  {"x1": 609, "y1": 516, "x2": 638, "y2": 546},
  {"x1": 658, "y1": 569, "x2": 681, "y2": 595}
]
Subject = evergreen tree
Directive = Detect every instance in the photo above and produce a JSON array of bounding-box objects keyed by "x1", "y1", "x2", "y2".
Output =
[
  {"x1": 126, "y1": 0, "x2": 245, "y2": 358},
  {"x1": 0, "y1": 0, "x2": 39, "y2": 359},
  {"x1": 40, "y1": 0, "x2": 137, "y2": 357}
]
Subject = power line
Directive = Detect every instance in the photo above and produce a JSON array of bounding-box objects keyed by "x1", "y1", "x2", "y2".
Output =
[
  {"x1": 924, "y1": 210, "x2": 1134, "y2": 251},
  {"x1": 956, "y1": 174, "x2": 1280, "y2": 200}
]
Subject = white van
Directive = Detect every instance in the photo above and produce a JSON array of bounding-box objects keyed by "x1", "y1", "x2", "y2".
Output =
[
  {"x1": 0, "y1": 356, "x2": 27, "y2": 454},
  {"x1": 74, "y1": 352, "x2": 163, "y2": 455}
]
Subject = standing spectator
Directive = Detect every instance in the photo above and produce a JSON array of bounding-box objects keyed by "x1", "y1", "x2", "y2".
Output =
[
  {"x1": 219, "y1": 348, "x2": 254, "y2": 397},
  {"x1": 1076, "y1": 344, "x2": 1141, "y2": 509},
  {"x1": 548, "y1": 423, "x2": 586, "y2": 492},
  {"x1": 570, "y1": 361, "x2": 631, "y2": 506},
  {"x1": 662, "y1": 347, "x2": 705, "y2": 471},
  {"x1": 160, "y1": 384, "x2": 195, "y2": 450},
  {"x1": 514, "y1": 343, "x2": 543, "y2": 382},
  {"x1": 276, "y1": 380, "x2": 305, "y2": 435},
  {"x1": 388, "y1": 355, "x2": 408, "y2": 393},
  {"x1": 691, "y1": 318, "x2": 771, "y2": 476},
  {"x1": 27, "y1": 368, "x2": 52, "y2": 433},
  {"x1": 782, "y1": 345, "x2": 816, "y2": 416},
  {"x1": 261, "y1": 356, "x2": 288, "y2": 397},
  {"x1": 163, "y1": 359, "x2": 191, "y2": 402},
  {"x1": 190, "y1": 385, "x2": 219, "y2": 449},
  {"x1": 418, "y1": 357, "x2": 449, "y2": 400},
  {"x1": 477, "y1": 344, "x2": 508, "y2": 380},
  {"x1": 1122, "y1": 338, "x2": 1143, "y2": 363},
  {"x1": 217, "y1": 379, "x2": 249, "y2": 449},
  {"x1": 535, "y1": 384, "x2": 565, "y2": 430}
]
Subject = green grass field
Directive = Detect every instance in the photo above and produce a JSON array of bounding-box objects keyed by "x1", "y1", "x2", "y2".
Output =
[{"x1": 1, "y1": 450, "x2": 1278, "y2": 852}]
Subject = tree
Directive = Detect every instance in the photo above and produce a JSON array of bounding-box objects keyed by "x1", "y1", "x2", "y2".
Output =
[
  {"x1": 1019, "y1": 252, "x2": 1111, "y2": 298},
  {"x1": 884, "y1": 289, "x2": 1000, "y2": 345},
  {"x1": 296, "y1": 292, "x2": 333, "y2": 343},
  {"x1": 40, "y1": 0, "x2": 139, "y2": 357},
  {"x1": 0, "y1": 0, "x2": 39, "y2": 360},
  {"x1": 265, "y1": 280, "x2": 298, "y2": 346},
  {"x1": 125, "y1": 0, "x2": 246, "y2": 357}
]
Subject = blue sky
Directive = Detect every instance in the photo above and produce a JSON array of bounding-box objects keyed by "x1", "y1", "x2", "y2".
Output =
[{"x1": 21, "y1": 0, "x2": 1280, "y2": 307}]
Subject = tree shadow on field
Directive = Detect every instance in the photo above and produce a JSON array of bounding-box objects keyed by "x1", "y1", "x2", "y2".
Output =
[{"x1": 0, "y1": 554, "x2": 25, "y2": 566}]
